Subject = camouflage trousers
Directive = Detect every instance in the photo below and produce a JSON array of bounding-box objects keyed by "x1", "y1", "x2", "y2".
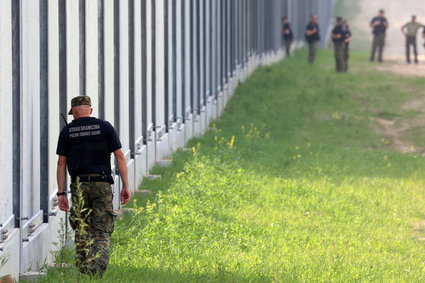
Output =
[{"x1": 69, "y1": 181, "x2": 116, "y2": 276}]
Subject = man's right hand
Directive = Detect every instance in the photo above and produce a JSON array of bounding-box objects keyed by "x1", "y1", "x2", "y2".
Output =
[
  {"x1": 120, "y1": 184, "x2": 131, "y2": 205},
  {"x1": 58, "y1": 195, "x2": 69, "y2": 211}
]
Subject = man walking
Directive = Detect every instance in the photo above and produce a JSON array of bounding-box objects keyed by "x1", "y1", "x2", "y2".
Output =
[
  {"x1": 56, "y1": 96, "x2": 131, "y2": 276},
  {"x1": 370, "y1": 9, "x2": 388, "y2": 63},
  {"x1": 282, "y1": 16, "x2": 294, "y2": 56},
  {"x1": 332, "y1": 17, "x2": 346, "y2": 73},
  {"x1": 401, "y1": 15, "x2": 424, "y2": 64},
  {"x1": 305, "y1": 14, "x2": 321, "y2": 63}
]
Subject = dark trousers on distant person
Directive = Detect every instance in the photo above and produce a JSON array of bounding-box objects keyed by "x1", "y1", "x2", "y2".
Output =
[
  {"x1": 334, "y1": 42, "x2": 346, "y2": 72},
  {"x1": 343, "y1": 43, "x2": 350, "y2": 71},
  {"x1": 284, "y1": 39, "x2": 292, "y2": 56},
  {"x1": 308, "y1": 42, "x2": 317, "y2": 63},
  {"x1": 370, "y1": 33, "x2": 385, "y2": 62},
  {"x1": 405, "y1": 36, "x2": 418, "y2": 63}
]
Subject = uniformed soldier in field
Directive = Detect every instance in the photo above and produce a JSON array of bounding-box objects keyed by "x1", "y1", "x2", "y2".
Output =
[
  {"x1": 305, "y1": 14, "x2": 321, "y2": 64},
  {"x1": 370, "y1": 9, "x2": 388, "y2": 63},
  {"x1": 56, "y1": 96, "x2": 131, "y2": 276},
  {"x1": 332, "y1": 17, "x2": 346, "y2": 73},
  {"x1": 282, "y1": 16, "x2": 294, "y2": 56},
  {"x1": 342, "y1": 20, "x2": 352, "y2": 72},
  {"x1": 401, "y1": 15, "x2": 424, "y2": 64}
]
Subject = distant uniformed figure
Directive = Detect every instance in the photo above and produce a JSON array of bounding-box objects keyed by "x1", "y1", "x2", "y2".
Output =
[
  {"x1": 370, "y1": 9, "x2": 388, "y2": 63},
  {"x1": 401, "y1": 15, "x2": 424, "y2": 64},
  {"x1": 332, "y1": 17, "x2": 346, "y2": 72},
  {"x1": 56, "y1": 96, "x2": 131, "y2": 276},
  {"x1": 342, "y1": 20, "x2": 352, "y2": 71},
  {"x1": 282, "y1": 16, "x2": 294, "y2": 56},
  {"x1": 305, "y1": 14, "x2": 321, "y2": 64}
]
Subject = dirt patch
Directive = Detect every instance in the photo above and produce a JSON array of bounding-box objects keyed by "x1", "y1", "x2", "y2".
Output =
[
  {"x1": 374, "y1": 115, "x2": 425, "y2": 154},
  {"x1": 402, "y1": 96, "x2": 425, "y2": 111},
  {"x1": 374, "y1": 60, "x2": 425, "y2": 77}
]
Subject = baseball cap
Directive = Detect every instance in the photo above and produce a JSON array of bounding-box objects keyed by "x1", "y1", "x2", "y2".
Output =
[{"x1": 68, "y1": 96, "x2": 92, "y2": 115}]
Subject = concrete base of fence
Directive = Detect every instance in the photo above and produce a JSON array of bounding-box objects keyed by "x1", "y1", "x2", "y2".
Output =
[
  {"x1": 134, "y1": 144, "x2": 148, "y2": 191},
  {"x1": 156, "y1": 133, "x2": 170, "y2": 162},
  {"x1": 0, "y1": 229, "x2": 19, "y2": 281},
  {"x1": 19, "y1": 272, "x2": 46, "y2": 282}
]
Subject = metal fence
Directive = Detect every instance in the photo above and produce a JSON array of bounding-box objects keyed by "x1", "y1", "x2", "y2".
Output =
[{"x1": 0, "y1": 0, "x2": 334, "y2": 278}]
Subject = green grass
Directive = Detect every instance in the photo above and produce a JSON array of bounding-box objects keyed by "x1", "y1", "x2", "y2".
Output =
[{"x1": 41, "y1": 49, "x2": 425, "y2": 282}]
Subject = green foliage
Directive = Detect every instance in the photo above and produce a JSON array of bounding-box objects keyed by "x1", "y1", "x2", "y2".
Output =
[
  {"x1": 0, "y1": 252, "x2": 8, "y2": 270},
  {"x1": 71, "y1": 178, "x2": 97, "y2": 273},
  {"x1": 43, "y1": 50, "x2": 425, "y2": 282},
  {"x1": 50, "y1": 218, "x2": 74, "y2": 267}
]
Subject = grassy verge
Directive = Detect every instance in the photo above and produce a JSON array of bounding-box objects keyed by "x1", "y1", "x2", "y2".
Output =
[{"x1": 41, "y1": 49, "x2": 425, "y2": 282}]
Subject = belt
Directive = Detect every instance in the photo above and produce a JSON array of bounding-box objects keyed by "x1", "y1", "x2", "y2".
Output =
[{"x1": 72, "y1": 174, "x2": 107, "y2": 183}]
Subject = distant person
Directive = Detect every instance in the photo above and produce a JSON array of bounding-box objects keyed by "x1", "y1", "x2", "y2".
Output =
[
  {"x1": 401, "y1": 15, "x2": 424, "y2": 63},
  {"x1": 332, "y1": 17, "x2": 346, "y2": 72},
  {"x1": 282, "y1": 17, "x2": 294, "y2": 56},
  {"x1": 370, "y1": 9, "x2": 388, "y2": 63},
  {"x1": 342, "y1": 20, "x2": 352, "y2": 71},
  {"x1": 305, "y1": 14, "x2": 321, "y2": 64}
]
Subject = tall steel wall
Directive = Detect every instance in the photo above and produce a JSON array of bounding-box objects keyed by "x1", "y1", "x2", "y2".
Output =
[{"x1": 0, "y1": 0, "x2": 334, "y2": 278}]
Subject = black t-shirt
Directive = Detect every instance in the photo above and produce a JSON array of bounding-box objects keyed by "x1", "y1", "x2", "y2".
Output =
[
  {"x1": 283, "y1": 23, "x2": 294, "y2": 40},
  {"x1": 56, "y1": 117, "x2": 122, "y2": 177},
  {"x1": 305, "y1": 22, "x2": 320, "y2": 43},
  {"x1": 370, "y1": 16, "x2": 388, "y2": 35},
  {"x1": 332, "y1": 25, "x2": 345, "y2": 43}
]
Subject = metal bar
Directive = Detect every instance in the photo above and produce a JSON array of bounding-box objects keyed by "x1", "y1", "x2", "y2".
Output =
[
  {"x1": 98, "y1": 0, "x2": 105, "y2": 119},
  {"x1": 209, "y1": 0, "x2": 213, "y2": 97},
  {"x1": 151, "y1": 0, "x2": 156, "y2": 127},
  {"x1": 113, "y1": 0, "x2": 120, "y2": 133},
  {"x1": 172, "y1": 0, "x2": 177, "y2": 122},
  {"x1": 59, "y1": 0, "x2": 67, "y2": 123},
  {"x1": 181, "y1": 0, "x2": 186, "y2": 119},
  {"x1": 141, "y1": 0, "x2": 147, "y2": 142},
  {"x1": 202, "y1": 0, "x2": 207, "y2": 103},
  {"x1": 12, "y1": 0, "x2": 21, "y2": 230},
  {"x1": 129, "y1": 0, "x2": 135, "y2": 152},
  {"x1": 79, "y1": 0, "x2": 86, "y2": 96},
  {"x1": 196, "y1": 0, "x2": 201, "y2": 112},
  {"x1": 39, "y1": 0, "x2": 49, "y2": 223},
  {"x1": 164, "y1": 0, "x2": 170, "y2": 127},
  {"x1": 189, "y1": 0, "x2": 194, "y2": 111}
]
